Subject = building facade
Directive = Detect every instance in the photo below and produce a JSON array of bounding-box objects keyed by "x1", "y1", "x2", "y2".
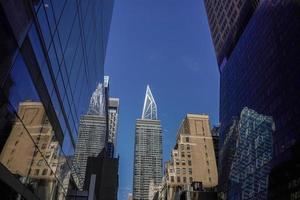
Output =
[
  {"x1": 229, "y1": 108, "x2": 274, "y2": 200},
  {"x1": 165, "y1": 114, "x2": 218, "y2": 199},
  {"x1": 211, "y1": 125, "x2": 220, "y2": 168},
  {"x1": 83, "y1": 149, "x2": 119, "y2": 200},
  {"x1": 133, "y1": 86, "x2": 163, "y2": 200},
  {"x1": 204, "y1": 0, "x2": 260, "y2": 67},
  {"x1": 72, "y1": 83, "x2": 110, "y2": 190},
  {"x1": 107, "y1": 98, "x2": 120, "y2": 157},
  {"x1": 72, "y1": 115, "x2": 107, "y2": 189},
  {"x1": 218, "y1": 119, "x2": 239, "y2": 199},
  {"x1": 204, "y1": 0, "x2": 300, "y2": 199},
  {"x1": 0, "y1": 101, "x2": 66, "y2": 199},
  {"x1": 0, "y1": 0, "x2": 114, "y2": 198}
]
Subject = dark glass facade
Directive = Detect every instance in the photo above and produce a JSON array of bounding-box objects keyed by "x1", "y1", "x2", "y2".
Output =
[
  {"x1": 0, "y1": 0, "x2": 114, "y2": 199},
  {"x1": 218, "y1": 0, "x2": 300, "y2": 199}
]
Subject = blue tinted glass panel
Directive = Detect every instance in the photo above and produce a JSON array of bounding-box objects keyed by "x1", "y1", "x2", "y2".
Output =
[
  {"x1": 51, "y1": 0, "x2": 66, "y2": 20},
  {"x1": 37, "y1": 6, "x2": 52, "y2": 49},
  {"x1": 57, "y1": 1, "x2": 77, "y2": 50}
]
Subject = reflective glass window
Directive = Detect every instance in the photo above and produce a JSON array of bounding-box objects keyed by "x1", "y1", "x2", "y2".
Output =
[{"x1": 0, "y1": 53, "x2": 70, "y2": 198}]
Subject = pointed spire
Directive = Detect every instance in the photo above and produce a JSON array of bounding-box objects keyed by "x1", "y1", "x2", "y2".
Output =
[
  {"x1": 142, "y1": 85, "x2": 158, "y2": 120},
  {"x1": 88, "y1": 83, "x2": 105, "y2": 115}
]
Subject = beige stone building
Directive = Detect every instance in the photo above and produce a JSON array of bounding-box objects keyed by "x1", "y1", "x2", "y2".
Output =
[
  {"x1": 165, "y1": 114, "x2": 218, "y2": 199},
  {"x1": 0, "y1": 101, "x2": 64, "y2": 199}
]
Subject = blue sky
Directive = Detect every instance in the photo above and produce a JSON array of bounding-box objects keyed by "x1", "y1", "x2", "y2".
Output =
[{"x1": 104, "y1": 0, "x2": 219, "y2": 199}]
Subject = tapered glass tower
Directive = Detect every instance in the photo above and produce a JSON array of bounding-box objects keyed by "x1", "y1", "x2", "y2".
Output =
[
  {"x1": 133, "y1": 86, "x2": 162, "y2": 200},
  {"x1": 73, "y1": 84, "x2": 107, "y2": 190}
]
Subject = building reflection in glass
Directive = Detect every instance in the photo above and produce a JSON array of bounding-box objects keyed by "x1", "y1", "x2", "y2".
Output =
[
  {"x1": 0, "y1": 101, "x2": 70, "y2": 199},
  {"x1": 226, "y1": 107, "x2": 274, "y2": 200}
]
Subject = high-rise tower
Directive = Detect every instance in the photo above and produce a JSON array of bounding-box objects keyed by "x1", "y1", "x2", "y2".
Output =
[
  {"x1": 204, "y1": 0, "x2": 300, "y2": 198},
  {"x1": 204, "y1": 0, "x2": 260, "y2": 67},
  {"x1": 73, "y1": 84, "x2": 107, "y2": 190},
  {"x1": 107, "y1": 98, "x2": 120, "y2": 157},
  {"x1": 133, "y1": 85, "x2": 162, "y2": 200}
]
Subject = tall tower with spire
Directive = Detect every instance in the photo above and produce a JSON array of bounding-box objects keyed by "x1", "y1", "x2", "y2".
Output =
[
  {"x1": 72, "y1": 83, "x2": 108, "y2": 190},
  {"x1": 142, "y1": 85, "x2": 157, "y2": 120},
  {"x1": 133, "y1": 85, "x2": 162, "y2": 200}
]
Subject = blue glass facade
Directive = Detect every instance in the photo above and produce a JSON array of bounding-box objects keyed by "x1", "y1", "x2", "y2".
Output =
[
  {"x1": 0, "y1": 0, "x2": 114, "y2": 199},
  {"x1": 218, "y1": 0, "x2": 300, "y2": 198},
  {"x1": 229, "y1": 108, "x2": 274, "y2": 200}
]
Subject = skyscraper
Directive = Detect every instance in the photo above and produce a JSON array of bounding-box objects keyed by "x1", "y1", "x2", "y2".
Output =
[
  {"x1": 108, "y1": 98, "x2": 120, "y2": 157},
  {"x1": 133, "y1": 85, "x2": 163, "y2": 200},
  {"x1": 73, "y1": 84, "x2": 108, "y2": 190},
  {"x1": 0, "y1": 0, "x2": 114, "y2": 198},
  {"x1": 204, "y1": 0, "x2": 300, "y2": 199},
  {"x1": 204, "y1": 0, "x2": 260, "y2": 67},
  {"x1": 229, "y1": 108, "x2": 274, "y2": 200},
  {"x1": 165, "y1": 114, "x2": 218, "y2": 199}
]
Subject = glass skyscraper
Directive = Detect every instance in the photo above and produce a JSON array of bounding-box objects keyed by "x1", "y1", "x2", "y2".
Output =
[
  {"x1": 72, "y1": 84, "x2": 108, "y2": 190},
  {"x1": 0, "y1": 0, "x2": 114, "y2": 199},
  {"x1": 204, "y1": 0, "x2": 300, "y2": 199},
  {"x1": 133, "y1": 85, "x2": 162, "y2": 200},
  {"x1": 229, "y1": 108, "x2": 274, "y2": 200}
]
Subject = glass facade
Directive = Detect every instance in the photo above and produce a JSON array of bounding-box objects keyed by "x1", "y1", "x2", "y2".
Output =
[
  {"x1": 229, "y1": 108, "x2": 274, "y2": 200},
  {"x1": 0, "y1": 0, "x2": 114, "y2": 199},
  {"x1": 220, "y1": 0, "x2": 300, "y2": 157},
  {"x1": 219, "y1": 1, "x2": 300, "y2": 199}
]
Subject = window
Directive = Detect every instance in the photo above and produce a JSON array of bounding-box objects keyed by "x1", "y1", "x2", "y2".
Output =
[
  {"x1": 187, "y1": 145, "x2": 190, "y2": 150},
  {"x1": 206, "y1": 160, "x2": 210, "y2": 166},
  {"x1": 45, "y1": 152, "x2": 51, "y2": 159},
  {"x1": 177, "y1": 177, "x2": 181, "y2": 183},
  {"x1": 33, "y1": 150, "x2": 38, "y2": 157},
  {"x1": 35, "y1": 169, "x2": 40, "y2": 175},
  {"x1": 188, "y1": 160, "x2": 192, "y2": 166},
  {"x1": 186, "y1": 137, "x2": 189, "y2": 142},
  {"x1": 189, "y1": 177, "x2": 193, "y2": 183},
  {"x1": 208, "y1": 169, "x2": 210, "y2": 174},
  {"x1": 188, "y1": 168, "x2": 192, "y2": 175},
  {"x1": 41, "y1": 143, "x2": 47, "y2": 149},
  {"x1": 37, "y1": 159, "x2": 43, "y2": 166},
  {"x1": 10, "y1": 149, "x2": 15, "y2": 155},
  {"x1": 183, "y1": 177, "x2": 186, "y2": 183},
  {"x1": 171, "y1": 176, "x2": 174, "y2": 182},
  {"x1": 42, "y1": 169, "x2": 48, "y2": 175}
]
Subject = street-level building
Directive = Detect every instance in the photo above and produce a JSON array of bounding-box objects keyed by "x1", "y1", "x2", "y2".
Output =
[{"x1": 165, "y1": 114, "x2": 218, "y2": 199}]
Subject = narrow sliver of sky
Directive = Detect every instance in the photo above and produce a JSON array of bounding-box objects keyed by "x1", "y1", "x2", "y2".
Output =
[{"x1": 104, "y1": 0, "x2": 219, "y2": 199}]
